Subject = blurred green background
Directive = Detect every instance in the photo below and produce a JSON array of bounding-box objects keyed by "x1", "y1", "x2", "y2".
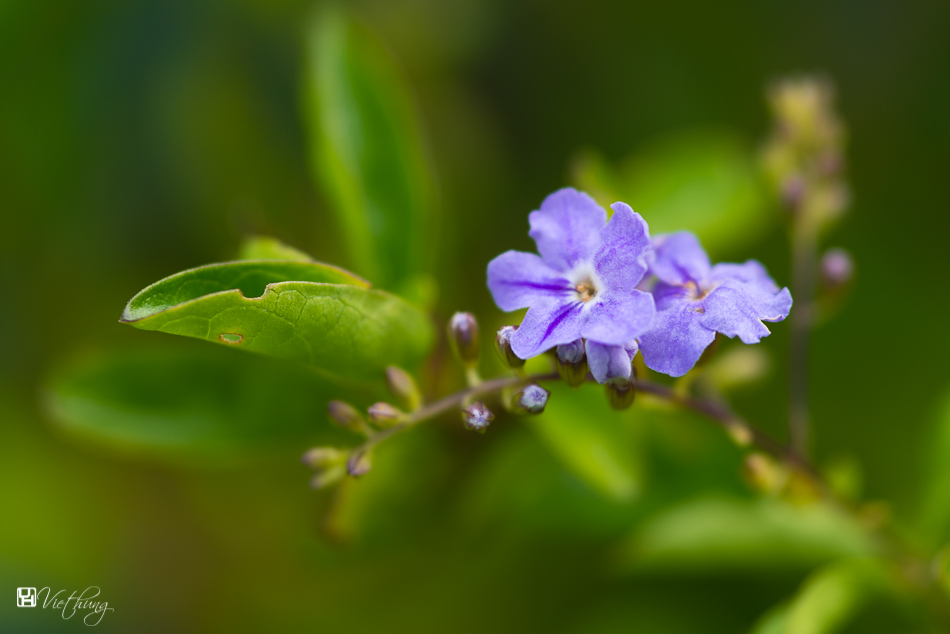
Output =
[{"x1": 2, "y1": 1, "x2": 950, "y2": 632}]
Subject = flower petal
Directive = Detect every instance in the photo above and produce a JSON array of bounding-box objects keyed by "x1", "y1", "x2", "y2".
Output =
[
  {"x1": 510, "y1": 299, "x2": 584, "y2": 359},
  {"x1": 487, "y1": 250, "x2": 573, "y2": 311},
  {"x1": 586, "y1": 339, "x2": 638, "y2": 384},
  {"x1": 528, "y1": 188, "x2": 607, "y2": 272},
  {"x1": 700, "y1": 263, "x2": 793, "y2": 344},
  {"x1": 639, "y1": 299, "x2": 716, "y2": 377},
  {"x1": 650, "y1": 231, "x2": 711, "y2": 286},
  {"x1": 592, "y1": 202, "x2": 652, "y2": 292},
  {"x1": 581, "y1": 289, "x2": 655, "y2": 345}
]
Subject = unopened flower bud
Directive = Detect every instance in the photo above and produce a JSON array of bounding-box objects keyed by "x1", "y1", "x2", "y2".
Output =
[
  {"x1": 327, "y1": 400, "x2": 367, "y2": 433},
  {"x1": 495, "y1": 326, "x2": 525, "y2": 369},
  {"x1": 820, "y1": 247, "x2": 854, "y2": 289},
  {"x1": 461, "y1": 401, "x2": 494, "y2": 433},
  {"x1": 346, "y1": 450, "x2": 372, "y2": 477},
  {"x1": 448, "y1": 312, "x2": 479, "y2": 366},
  {"x1": 556, "y1": 339, "x2": 588, "y2": 387},
  {"x1": 301, "y1": 447, "x2": 344, "y2": 468},
  {"x1": 367, "y1": 402, "x2": 404, "y2": 427},
  {"x1": 605, "y1": 377, "x2": 635, "y2": 410},
  {"x1": 510, "y1": 383, "x2": 550, "y2": 415},
  {"x1": 743, "y1": 452, "x2": 786, "y2": 494},
  {"x1": 309, "y1": 465, "x2": 345, "y2": 490},
  {"x1": 385, "y1": 366, "x2": 422, "y2": 411}
]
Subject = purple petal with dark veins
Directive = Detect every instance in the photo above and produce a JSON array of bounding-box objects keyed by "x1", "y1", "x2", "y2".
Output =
[
  {"x1": 651, "y1": 231, "x2": 712, "y2": 286},
  {"x1": 487, "y1": 250, "x2": 573, "y2": 311},
  {"x1": 510, "y1": 298, "x2": 584, "y2": 359},
  {"x1": 581, "y1": 289, "x2": 655, "y2": 345},
  {"x1": 592, "y1": 202, "x2": 652, "y2": 292},
  {"x1": 528, "y1": 188, "x2": 607, "y2": 272}
]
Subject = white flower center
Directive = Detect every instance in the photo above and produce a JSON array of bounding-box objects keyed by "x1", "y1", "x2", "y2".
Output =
[{"x1": 567, "y1": 262, "x2": 604, "y2": 304}]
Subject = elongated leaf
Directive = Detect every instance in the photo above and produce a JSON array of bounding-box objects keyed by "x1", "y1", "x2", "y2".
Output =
[
  {"x1": 618, "y1": 496, "x2": 876, "y2": 574},
  {"x1": 238, "y1": 236, "x2": 314, "y2": 261},
  {"x1": 572, "y1": 130, "x2": 770, "y2": 255},
  {"x1": 44, "y1": 346, "x2": 361, "y2": 462},
  {"x1": 121, "y1": 261, "x2": 433, "y2": 382},
  {"x1": 304, "y1": 7, "x2": 437, "y2": 293},
  {"x1": 916, "y1": 388, "x2": 950, "y2": 547},
  {"x1": 770, "y1": 559, "x2": 891, "y2": 634},
  {"x1": 528, "y1": 382, "x2": 642, "y2": 501}
]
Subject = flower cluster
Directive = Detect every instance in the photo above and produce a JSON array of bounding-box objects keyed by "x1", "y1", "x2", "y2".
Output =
[{"x1": 487, "y1": 188, "x2": 792, "y2": 384}]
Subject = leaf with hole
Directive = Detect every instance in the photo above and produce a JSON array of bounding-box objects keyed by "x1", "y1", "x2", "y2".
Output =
[{"x1": 121, "y1": 261, "x2": 433, "y2": 382}]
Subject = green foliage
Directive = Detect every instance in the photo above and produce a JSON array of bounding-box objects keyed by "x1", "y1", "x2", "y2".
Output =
[
  {"x1": 618, "y1": 497, "x2": 876, "y2": 574},
  {"x1": 528, "y1": 382, "x2": 642, "y2": 501},
  {"x1": 916, "y1": 388, "x2": 950, "y2": 547},
  {"x1": 43, "y1": 346, "x2": 360, "y2": 462},
  {"x1": 751, "y1": 559, "x2": 892, "y2": 634},
  {"x1": 303, "y1": 6, "x2": 438, "y2": 296},
  {"x1": 239, "y1": 236, "x2": 315, "y2": 262},
  {"x1": 572, "y1": 130, "x2": 770, "y2": 255},
  {"x1": 121, "y1": 261, "x2": 433, "y2": 382}
]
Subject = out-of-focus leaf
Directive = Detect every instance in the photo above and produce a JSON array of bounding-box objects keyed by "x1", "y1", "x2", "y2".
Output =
[
  {"x1": 528, "y1": 382, "x2": 642, "y2": 501},
  {"x1": 618, "y1": 496, "x2": 876, "y2": 574},
  {"x1": 572, "y1": 130, "x2": 770, "y2": 254},
  {"x1": 239, "y1": 236, "x2": 314, "y2": 261},
  {"x1": 43, "y1": 346, "x2": 360, "y2": 462},
  {"x1": 757, "y1": 559, "x2": 892, "y2": 634},
  {"x1": 121, "y1": 261, "x2": 433, "y2": 382},
  {"x1": 916, "y1": 388, "x2": 950, "y2": 546},
  {"x1": 303, "y1": 7, "x2": 437, "y2": 294}
]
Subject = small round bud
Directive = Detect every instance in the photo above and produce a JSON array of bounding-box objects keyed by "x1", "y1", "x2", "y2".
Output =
[
  {"x1": 510, "y1": 383, "x2": 550, "y2": 415},
  {"x1": 743, "y1": 452, "x2": 786, "y2": 494},
  {"x1": 385, "y1": 366, "x2": 422, "y2": 411},
  {"x1": 461, "y1": 401, "x2": 494, "y2": 433},
  {"x1": 448, "y1": 312, "x2": 480, "y2": 366},
  {"x1": 301, "y1": 447, "x2": 344, "y2": 468},
  {"x1": 605, "y1": 377, "x2": 635, "y2": 410},
  {"x1": 367, "y1": 402, "x2": 404, "y2": 427},
  {"x1": 346, "y1": 450, "x2": 372, "y2": 477},
  {"x1": 328, "y1": 400, "x2": 367, "y2": 434},
  {"x1": 820, "y1": 247, "x2": 854, "y2": 289},
  {"x1": 555, "y1": 339, "x2": 588, "y2": 387},
  {"x1": 780, "y1": 174, "x2": 806, "y2": 212},
  {"x1": 495, "y1": 326, "x2": 526, "y2": 369},
  {"x1": 309, "y1": 465, "x2": 345, "y2": 490}
]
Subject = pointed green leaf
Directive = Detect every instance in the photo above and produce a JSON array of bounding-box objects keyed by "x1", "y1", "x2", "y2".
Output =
[
  {"x1": 303, "y1": 7, "x2": 437, "y2": 292},
  {"x1": 121, "y1": 261, "x2": 433, "y2": 382},
  {"x1": 618, "y1": 496, "x2": 876, "y2": 574},
  {"x1": 528, "y1": 382, "x2": 642, "y2": 501},
  {"x1": 43, "y1": 346, "x2": 362, "y2": 462},
  {"x1": 238, "y1": 236, "x2": 315, "y2": 261},
  {"x1": 572, "y1": 130, "x2": 770, "y2": 255}
]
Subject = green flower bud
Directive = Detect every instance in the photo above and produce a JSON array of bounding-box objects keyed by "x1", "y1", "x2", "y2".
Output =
[
  {"x1": 309, "y1": 465, "x2": 345, "y2": 490},
  {"x1": 301, "y1": 447, "x2": 345, "y2": 468},
  {"x1": 448, "y1": 312, "x2": 479, "y2": 366},
  {"x1": 385, "y1": 366, "x2": 422, "y2": 411},
  {"x1": 327, "y1": 400, "x2": 368, "y2": 435},
  {"x1": 495, "y1": 326, "x2": 525, "y2": 369},
  {"x1": 367, "y1": 402, "x2": 404, "y2": 427},
  {"x1": 555, "y1": 339, "x2": 588, "y2": 387},
  {"x1": 605, "y1": 377, "x2": 635, "y2": 410}
]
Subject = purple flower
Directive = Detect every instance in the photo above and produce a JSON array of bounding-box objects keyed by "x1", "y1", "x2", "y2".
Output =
[
  {"x1": 487, "y1": 189, "x2": 655, "y2": 360},
  {"x1": 638, "y1": 232, "x2": 792, "y2": 377},
  {"x1": 586, "y1": 339, "x2": 638, "y2": 384}
]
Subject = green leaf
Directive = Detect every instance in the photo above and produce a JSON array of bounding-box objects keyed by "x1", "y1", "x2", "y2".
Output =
[
  {"x1": 121, "y1": 261, "x2": 433, "y2": 382},
  {"x1": 572, "y1": 129, "x2": 770, "y2": 255},
  {"x1": 764, "y1": 559, "x2": 891, "y2": 634},
  {"x1": 303, "y1": 7, "x2": 437, "y2": 293},
  {"x1": 238, "y1": 236, "x2": 314, "y2": 261},
  {"x1": 43, "y1": 346, "x2": 361, "y2": 462},
  {"x1": 528, "y1": 382, "x2": 642, "y2": 501},
  {"x1": 617, "y1": 496, "x2": 877, "y2": 574}
]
